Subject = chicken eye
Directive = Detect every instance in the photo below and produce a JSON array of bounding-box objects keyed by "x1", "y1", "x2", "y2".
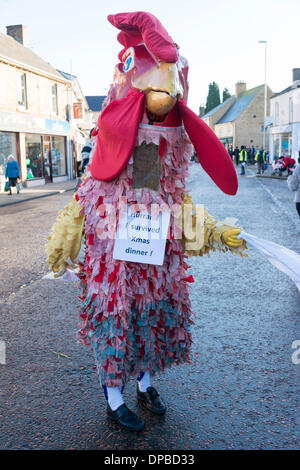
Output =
[{"x1": 123, "y1": 55, "x2": 134, "y2": 73}]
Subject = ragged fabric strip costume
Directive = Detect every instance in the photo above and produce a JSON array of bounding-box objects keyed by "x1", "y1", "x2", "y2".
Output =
[{"x1": 46, "y1": 11, "x2": 247, "y2": 430}]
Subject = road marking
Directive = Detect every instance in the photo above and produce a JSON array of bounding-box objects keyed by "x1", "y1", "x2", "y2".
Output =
[{"x1": 0, "y1": 340, "x2": 6, "y2": 364}]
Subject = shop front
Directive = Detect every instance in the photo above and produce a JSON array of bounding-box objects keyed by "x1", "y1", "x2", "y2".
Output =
[
  {"x1": 271, "y1": 131, "x2": 292, "y2": 160},
  {"x1": 25, "y1": 134, "x2": 67, "y2": 184},
  {"x1": 0, "y1": 110, "x2": 71, "y2": 191}
]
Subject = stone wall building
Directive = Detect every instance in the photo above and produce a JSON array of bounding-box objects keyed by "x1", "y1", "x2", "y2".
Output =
[
  {"x1": 0, "y1": 25, "x2": 92, "y2": 191},
  {"x1": 202, "y1": 81, "x2": 272, "y2": 151}
]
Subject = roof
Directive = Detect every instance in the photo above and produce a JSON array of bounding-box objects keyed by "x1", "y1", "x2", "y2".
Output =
[
  {"x1": 216, "y1": 85, "x2": 263, "y2": 124},
  {"x1": 201, "y1": 96, "x2": 235, "y2": 119},
  {"x1": 0, "y1": 32, "x2": 67, "y2": 81},
  {"x1": 271, "y1": 82, "x2": 300, "y2": 98},
  {"x1": 272, "y1": 85, "x2": 293, "y2": 98},
  {"x1": 85, "y1": 96, "x2": 106, "y2": 112},
  {"x1": 58, "y1": 70, "x2": 77, "y2": 81}
]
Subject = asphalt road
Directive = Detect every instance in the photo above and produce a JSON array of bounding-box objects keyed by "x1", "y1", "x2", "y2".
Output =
[{"x1": 0, "y1": 165, "x2": 299, "y2": 450}]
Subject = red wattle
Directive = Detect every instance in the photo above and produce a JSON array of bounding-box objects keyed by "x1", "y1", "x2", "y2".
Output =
[
  {"x1": 178, "y1": 101, "x2": 238, "y2": 195},
  {"x1": 90, "y1": 88, "x2": 145, "y2": 181}
]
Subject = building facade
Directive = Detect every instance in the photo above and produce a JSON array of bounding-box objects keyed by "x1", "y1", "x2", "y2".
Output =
[
  {"x1": 202, "y1": 82, "x2": 272, "y2": 151},
  {"x1": 0, "y1": 25, "x2": 92, "y2": 191},
  {"x1": 269, "y1": 69, "x2": 300, "y2": 163}
]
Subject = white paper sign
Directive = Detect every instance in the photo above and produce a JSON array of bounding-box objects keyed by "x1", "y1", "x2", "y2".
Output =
[{"x1": 113, "y1": 206, "x2": 171, "y2": 266}]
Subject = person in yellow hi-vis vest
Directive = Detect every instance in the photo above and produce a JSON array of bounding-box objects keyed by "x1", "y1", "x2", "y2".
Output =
[
  {"x1": 239, "y1": 146, "x2": 248, "y2": 175},
  {"x1": 255, "y1": 147, "x2": 266, "y2": 175}
]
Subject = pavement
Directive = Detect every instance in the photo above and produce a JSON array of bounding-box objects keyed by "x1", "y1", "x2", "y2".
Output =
[
  {"x1": 237, "y1": 162, "x2": 289, "y2": 180},
  {"x1": 0, "y1": 164, "x2": 299, "y2": 450},
  {"x1": 0, "y1": 179, "x2": 77, "y2": 208}
]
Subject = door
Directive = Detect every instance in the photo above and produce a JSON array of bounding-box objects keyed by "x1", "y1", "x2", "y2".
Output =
[{"x1": 43, "y1": 136, "x2": 52, "y2": 183}]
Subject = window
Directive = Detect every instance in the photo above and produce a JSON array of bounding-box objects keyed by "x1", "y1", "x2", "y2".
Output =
[
  {"x1": 18, "y1": 73, "x2": 27, "y2": 108},
  {"x1": 289, "y1": 97, "x2": 293, "y2": 122},
  {"x1": 275, "y1": 102, "x2": 279, "y2": 125},
  {"x1": 51, "y1": 136, "x2": 66, "y2": 176},
  {"x1": 25, "y1": 134, "x2": 43, "y2": 179},
  {"x1": 273, "y1": 135, "x2": 280, "y2": 158},
  {"x1": 281, "y1": 134, "x2": 290, "y2": 155},
  {"x1": 51, "y1": 84, "x2": 58, "y2": 114}
]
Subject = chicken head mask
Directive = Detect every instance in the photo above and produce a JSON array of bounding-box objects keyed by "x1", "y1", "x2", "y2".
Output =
[{"x1": 90, "y1": 11, "x2": 238, "y2": 196}]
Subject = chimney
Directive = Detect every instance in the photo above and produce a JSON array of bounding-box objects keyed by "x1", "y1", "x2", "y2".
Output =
[
  {"x1": 6, "y1": 25, "x2": 27, "y2": 46},
  {"x1": 199, "y1": 105, "x2": 205, "y2": 117},
  {"x1": 292, "y1": 68, "x2": 300, "y2": 82},
  {"x1": 235, "y1": 81, "x2": 247, "y2": 96}
]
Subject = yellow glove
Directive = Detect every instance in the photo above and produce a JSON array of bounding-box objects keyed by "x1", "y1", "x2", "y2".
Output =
[{"x1": 222, "y1": 228, "x2": 244, "y2": 248}]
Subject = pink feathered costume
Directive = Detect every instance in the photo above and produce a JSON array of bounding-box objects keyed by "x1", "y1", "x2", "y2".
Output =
[{"x1": 76, "y1": 12, "x2": 238, "y2": 387}]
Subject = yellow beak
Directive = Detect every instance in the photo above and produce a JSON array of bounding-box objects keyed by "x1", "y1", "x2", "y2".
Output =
[{"x1": 132, "y1": 62, "x2": 183, "y2": 115}]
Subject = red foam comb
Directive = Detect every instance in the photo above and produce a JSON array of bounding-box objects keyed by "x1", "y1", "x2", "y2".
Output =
[{"x1": 108, "y1": 11, "x2": 178, "y2": 63}]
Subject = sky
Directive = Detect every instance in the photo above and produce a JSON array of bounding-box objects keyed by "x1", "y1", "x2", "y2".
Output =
[{"x1": 1, "y1": 0, "x2": 299, "y2": 113}]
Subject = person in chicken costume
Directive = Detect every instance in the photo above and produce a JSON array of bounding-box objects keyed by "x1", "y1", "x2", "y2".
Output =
[{"x1": 46, "y1": 12, "x2": 247, "y2": 432}]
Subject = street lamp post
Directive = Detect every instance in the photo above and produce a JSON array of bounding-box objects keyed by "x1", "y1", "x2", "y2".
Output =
[{"x1": 259, "y1": 40, "x2": 267, "y2": 151}]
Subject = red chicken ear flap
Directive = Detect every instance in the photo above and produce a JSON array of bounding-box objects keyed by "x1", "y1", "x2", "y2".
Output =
[
  {"x1": 178, "y1": 101, "x2": 238, "y2": 195},
  {"x1": 90, "y1": 89, "x2": 145, "y2": 181}
]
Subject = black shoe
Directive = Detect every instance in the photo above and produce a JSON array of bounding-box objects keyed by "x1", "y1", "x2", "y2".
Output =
[
  {"x1": 137, "y1": 385, "x2": 167, "y2": 415},
  {"x1": 107, "y1": 403, "x2": 145, "y2": 432}
]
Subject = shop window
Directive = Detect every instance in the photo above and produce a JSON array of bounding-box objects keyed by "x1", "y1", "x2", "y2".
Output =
[
  {"x1": 18, "y1": 73, "x2": 27, "y2": 108},
  {"x1": 51, "y1": 136, "x2": 66, "y2": 176},
  {"x1": 273, "y1": 136, "x2": 280, "y2": 158},
  {"x1": 25, "y1": 134, "x2": 43, "y2": 179},
  {"x1": 281, "y1": 134, "x2": 290, "y2": 155},
  {"x1": 0, "y1": 132, "x2": 17, "y2": 182},
  {"x1": 51, "y1": 84, "x2": 58, "y2": 115}
]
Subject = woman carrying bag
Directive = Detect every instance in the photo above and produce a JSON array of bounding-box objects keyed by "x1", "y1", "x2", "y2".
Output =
[
  {"x1": 287, "y1": 159, "x2": 300, "y2": 218},
  {"x1": 5, "y1": 155, "x2": 21, "y2": 195}
]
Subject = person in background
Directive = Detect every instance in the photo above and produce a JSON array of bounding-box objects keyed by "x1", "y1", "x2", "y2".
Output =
[
  {"x1": 81, "y1": 128, "x2": 95, "y2": 174},
  {"x1": 74, "y1": 128, "x2": 96, "y2": 192},
  {"x1": 250, "y1": 145, "x2": 256, "y2": 165},
  {"x1": 246, "y1": 146, "x2": 251, "y2": 165},
  {"x1": 255, "y1": 147, "x2": 266, "y2": 175},
  {"x1": 271, "y1": 158, "x2": 283, "y2": 176},
  {"x1": 278, "y1": 156, "x2": 295, "y2": 176},
  {"x1": 239, "y1": 145, "x2": 248, "y2": 175},
  {"x1": 233, "y1": 146, "x2": 240, "y2": 167},
  {"x1": 5, "y1": 154, "x2": 20, "y2": 195},
  {"x1": 287, "y1": 158, "x2": 300, "y2": 218},
  {"x1": 76, "y1": 152, "x2": 82, "y2": 178}
]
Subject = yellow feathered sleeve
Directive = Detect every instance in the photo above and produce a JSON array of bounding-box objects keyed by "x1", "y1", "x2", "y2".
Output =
[
  {"x1": 181, "y1": 194, "x2": 247, "y2": 257},
  {"x1": 45, "y1": 196, "x2": 85, "y2": 275}
]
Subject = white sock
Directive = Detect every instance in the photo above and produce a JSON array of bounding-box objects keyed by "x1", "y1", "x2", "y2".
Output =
[
  {"x1": 106, "y1": 386, "x2": 124, "y2": 411},
  {"x1": 137, "y1": 370, "x2": 151, "y2": 392}
]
